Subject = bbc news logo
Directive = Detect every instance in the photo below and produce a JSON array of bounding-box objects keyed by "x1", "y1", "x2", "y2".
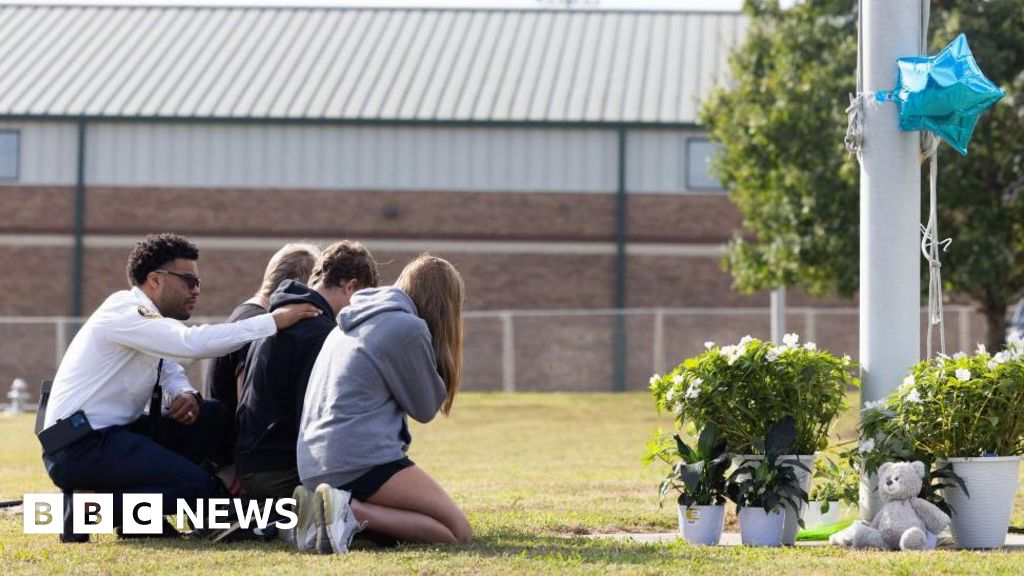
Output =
[{"x1": 23, "y1": 494, "x2": 297, "y2": 535}]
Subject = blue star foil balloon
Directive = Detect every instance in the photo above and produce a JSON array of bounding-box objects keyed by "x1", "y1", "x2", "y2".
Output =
[{"x1": 877, "y1": 33, "x2": 1004, "y2": 156}]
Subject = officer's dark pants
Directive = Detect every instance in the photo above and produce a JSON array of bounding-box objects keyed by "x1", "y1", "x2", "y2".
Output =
[{"x1": 43, "y1": 399, "x2": 231, "y2": 527}]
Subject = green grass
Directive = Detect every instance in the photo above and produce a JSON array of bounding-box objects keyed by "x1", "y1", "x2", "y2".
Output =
[{"x1": 2, "y1": 393, "x2": 1023, "y2": 575}]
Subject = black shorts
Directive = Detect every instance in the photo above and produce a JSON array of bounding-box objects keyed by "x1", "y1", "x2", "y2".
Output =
[{"x1": 341, "y1": 457, "x2": 415, "y2": 502}]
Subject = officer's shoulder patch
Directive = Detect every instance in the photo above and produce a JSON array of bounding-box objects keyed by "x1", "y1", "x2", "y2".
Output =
[{"x1": 137, "y1": 305, "x2": 161, "y2": 319}]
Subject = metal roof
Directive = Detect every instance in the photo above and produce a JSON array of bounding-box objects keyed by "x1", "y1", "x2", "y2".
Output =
[{"x1": 0, "y1": 5, "x2": 747, "y2": 125}]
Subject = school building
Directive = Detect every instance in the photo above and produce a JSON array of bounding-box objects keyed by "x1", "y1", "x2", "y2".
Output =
[{"x1": 0, "y1": 3, "x2": 986, "y2": 397}]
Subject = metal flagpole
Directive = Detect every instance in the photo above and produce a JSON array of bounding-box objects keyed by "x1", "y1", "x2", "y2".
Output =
[
  {"x1": 859, "y1": 0, "x2": 922, "y2": 408},
  {"x1": 770, "y1": 287, "x2": 786, "y2": 343}
]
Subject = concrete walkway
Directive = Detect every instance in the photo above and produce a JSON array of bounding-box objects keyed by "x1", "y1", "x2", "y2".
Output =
[{"x1": 590, "y1": 531, "x2": 1024, "y2": 550}]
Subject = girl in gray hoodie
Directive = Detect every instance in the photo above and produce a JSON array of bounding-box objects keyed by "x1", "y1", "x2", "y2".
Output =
[{"x1": 295, "y1": 255, "x2": 471, "y2": 553}]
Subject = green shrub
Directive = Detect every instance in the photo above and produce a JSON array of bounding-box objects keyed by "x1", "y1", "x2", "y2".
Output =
[
  {"x1": 650, "y1": 334, "x2": 857, "y2": 454},
  {"x1": 890, "y1": 339, "x2": 1024, "y2": 457},
  {"x1": 808, "y1": 457, "x2": 858, "y2": 512}
]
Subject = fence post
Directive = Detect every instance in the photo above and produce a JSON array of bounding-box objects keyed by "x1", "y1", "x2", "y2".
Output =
[
  {"x1": 770, "y1": 287, "x2": 786, "y2": 343},
  {"x1": 959, "y1": 307, "x2": 971, "y2": 353},
  {"x1": 653, "y1": 309, "x2": 665, "y2": 376},
  {"x1": 55, "y1": 319, "x2": 68, "y2": 368},
  {"x1": 806, "y1": 308, "x2": 818, "y2": 344},
  {"x1": 501, "y1": 312, "x2": 516, "y2": 393}
]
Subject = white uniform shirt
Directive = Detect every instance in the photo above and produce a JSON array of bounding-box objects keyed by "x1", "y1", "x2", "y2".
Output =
[{"x1": 44, "y1": 286, "x2": 277, "y2": 430}]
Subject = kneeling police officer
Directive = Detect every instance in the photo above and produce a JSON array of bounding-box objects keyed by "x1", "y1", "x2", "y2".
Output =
[{"x1": 40, "y1": 233, "x2": 321, "y2": 538}]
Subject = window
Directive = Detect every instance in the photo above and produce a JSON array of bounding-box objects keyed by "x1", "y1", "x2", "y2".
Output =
[
  {"x1": 0, "y1": 130, "x2": 18, "y2": 181},
  {"x1": 685, "y1": 138, "x2": 723, "y2": 191}
]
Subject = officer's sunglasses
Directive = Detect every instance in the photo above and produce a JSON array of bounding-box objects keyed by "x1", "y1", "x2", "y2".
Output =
[{"x1": 154, "y1": 269, "x2": 201, "y2": 290}]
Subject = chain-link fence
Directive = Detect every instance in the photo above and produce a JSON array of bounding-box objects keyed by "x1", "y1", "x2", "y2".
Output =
[{"x1": 0, "y1": 306, "x2": 988, "y2": 401}]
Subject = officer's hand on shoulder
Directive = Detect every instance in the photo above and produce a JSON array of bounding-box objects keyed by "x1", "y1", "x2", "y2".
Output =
[{"x1": 272, "y1": 303, "x2": 323, "y2": 330}]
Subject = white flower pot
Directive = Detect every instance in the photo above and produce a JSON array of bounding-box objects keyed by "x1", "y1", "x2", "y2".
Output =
[
  {"x1": 739, "y1": 507, "x2": 786, "y2": 547},
  {"x1": 735, "y1": 454, "x2": 816, "y2": 545},
  {"x1": 803, "y1": 500, "x2": 841, "y2": 529},
  {"x1": 941, "y1": 456, "x2": 1022, "y2": 549},
  {"x1": 677, "y1": 504, "x2": 725, "y2": 546}
]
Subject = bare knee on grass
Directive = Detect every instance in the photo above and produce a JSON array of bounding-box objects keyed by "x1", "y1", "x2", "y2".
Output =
[{"x1": 366, "y1": 465, "x2": 471, "y2": 546}]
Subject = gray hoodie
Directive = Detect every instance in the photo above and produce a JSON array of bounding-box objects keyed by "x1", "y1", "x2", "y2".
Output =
[{"x1": 297, "y1": 287, "x2": 447, "y2": 490}]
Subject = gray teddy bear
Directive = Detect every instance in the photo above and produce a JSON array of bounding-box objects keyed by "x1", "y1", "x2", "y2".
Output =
[{"x1": 831, "y1": 461, "x2": 951, "y2": 551}]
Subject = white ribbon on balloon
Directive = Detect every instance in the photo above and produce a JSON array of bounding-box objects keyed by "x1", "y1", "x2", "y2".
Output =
[{"x1": 920, "y1": 133, "x2": 949, "y2": 357}]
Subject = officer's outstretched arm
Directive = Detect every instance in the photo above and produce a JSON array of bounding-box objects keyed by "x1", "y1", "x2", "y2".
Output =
[{"x1": 108, "y1": 306, "x2": 278, "y2": 361}]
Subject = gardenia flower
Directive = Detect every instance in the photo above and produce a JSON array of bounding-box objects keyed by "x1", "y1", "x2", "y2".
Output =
[
  {"x1": 952, "y1": 352, "x2": 966, "y2": 360},
  {"x1": 901, "y1": 374, "x2": 915, "y2": 390},
  {"x1": 863, "y1": 399, "x2": 885, "y2": 411},
  {"x1": 685, "y1": 378, "x2": 702, "y2": 400},
  {"x1": 842, "y1": 354, "x2": 852, "y2": 364},
  {"x1": 804, "y1": 342, "x2": 817, "y2": 351},
  {"x1": 740, "y1": 335, "x2": 755, "y2": 346},
  {"x1": 766, "y1": 348, "x2": 780, "y2": 362},
  {"x1": 649, "y1": 374, "x2": 661, "y2": 389},
  {"x1": 664, "y1": 387, "x2": 678, "y2": 404},
  {"x1": 977, "y1": 344, "x2": 987, "y2": 355},
  {"x1": 955, "y1": 368, "x2": 971, "y2": 382},
  {"x1": 783, "y1": 333, "x2": 800, "y2": 347},
  {"x1": 672, "y1": 373, "x2": 685, "y2": 385},
  {"x1": 994, "y1": 351, "x2": 1009, "y2": 364},
  {"x1": 704, "y1": 341, "x2": 715, "y2": 350},
  {"x1": 905, "y1": 388, "x2": 922, "y2": 403},
  {"x1": 859, "y1": 438, "x2": 876, "y2": 454},
  {"x1": 722, "y1": 344, "x2": 746, "y2": 365}
]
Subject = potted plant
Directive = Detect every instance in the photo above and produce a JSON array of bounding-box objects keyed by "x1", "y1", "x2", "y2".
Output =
[
  {"x1": 887, "y1": 341, "x2": 1024, "y2": 549},
  {"x1": 645, "y1": 424, "x2": 731, "y2": 545},
  {"x1": 726, "y1": 417, "x2": 810, "y2": 547},
  {"x1": 805, "y1": 457, "x2": 858, "y2": 529},
  {"x1": 650, "y1": 333, "x2": 857, "y2": 544}
]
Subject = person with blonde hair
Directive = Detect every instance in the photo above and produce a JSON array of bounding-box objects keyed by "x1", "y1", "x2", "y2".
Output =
[
  {"x1": 294, "y1": 254, "x2": 470, "y2": 553},
  {"x1": 206, "y1": 243, "x2": 320, "y2": 419}
]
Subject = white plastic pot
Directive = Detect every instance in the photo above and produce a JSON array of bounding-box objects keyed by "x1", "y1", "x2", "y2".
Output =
[
  {"x1": 803, "y1": 500, "x2": 841, "y2": 529},
  {"x1": 735, "y1": 454, "x2": 816, "y2": 545},
  {"x1": 739, "y1": 507, "x2": 786, "y2": 547},
  {"x1": 941, "y1": 456, "x2": 1022, "y2": 549},
  {"x1": 677, "y1": 504, "x2": 725, "y2": 546}
]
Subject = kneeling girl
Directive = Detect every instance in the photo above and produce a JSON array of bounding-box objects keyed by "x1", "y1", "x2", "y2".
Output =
[{"x1": 295, "y1": 254, "x2": 470, "y2": 552}]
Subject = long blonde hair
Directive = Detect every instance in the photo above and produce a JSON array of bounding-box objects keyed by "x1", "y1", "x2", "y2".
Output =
[{"x1": 395, "y1": 254, "x2": 464, "y2": 415}]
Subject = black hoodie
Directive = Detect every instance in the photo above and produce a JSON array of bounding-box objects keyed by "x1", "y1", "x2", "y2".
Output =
[{"x1": 234, "y1": 280, "x2": 336, "y2": 475}]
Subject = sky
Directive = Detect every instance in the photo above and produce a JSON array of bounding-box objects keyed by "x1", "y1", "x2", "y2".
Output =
[{"x1": 10, "y1": 0, "x2": 748, "y2": 10}]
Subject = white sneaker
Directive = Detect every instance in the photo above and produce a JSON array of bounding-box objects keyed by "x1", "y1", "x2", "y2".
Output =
[
  {"x1": 313, "y1": 484, "x2": 363, "y2": 554},
  {"x1": 290, "y1": 484, "x2": 317, "y2": 552}
]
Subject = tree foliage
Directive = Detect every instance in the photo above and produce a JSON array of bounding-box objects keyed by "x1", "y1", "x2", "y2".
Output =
[{"x1": 701, "y1": 0, "x2": 1024, "y2": 347}]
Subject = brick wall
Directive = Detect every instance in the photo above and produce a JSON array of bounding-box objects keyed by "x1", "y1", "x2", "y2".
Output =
[{"x1": 3, "y1": 186, "x2": 743, "y2": 243}]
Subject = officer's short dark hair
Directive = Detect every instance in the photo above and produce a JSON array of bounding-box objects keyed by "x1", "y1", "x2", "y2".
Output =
[
  {"x1": 309, "y1": 240, "x2": 380, "y2": 291},
  {"x1": 126, "y1": 233, "x2": 200, "y2": 287}
]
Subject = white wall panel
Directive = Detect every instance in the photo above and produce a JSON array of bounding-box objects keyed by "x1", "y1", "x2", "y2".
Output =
[
  {"x1": 0, "y1": 121, "x2": 77, "y2": 185},
  {"x1": 6, "y1": 122, "x2": 718, "y2": 195},
  {"x1": 84, "y1": 122, "x2": 624, "y2": 193},
  {"x1": 627, "y1": 129, "x2": 724, "y2": 194}
]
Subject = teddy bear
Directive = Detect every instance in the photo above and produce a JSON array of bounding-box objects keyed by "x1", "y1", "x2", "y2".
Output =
[{"x1": 829, "y1": 461, "x2": 950, "y2": 551}]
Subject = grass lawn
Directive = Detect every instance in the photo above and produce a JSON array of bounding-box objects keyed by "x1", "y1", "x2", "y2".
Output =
[{"x1": 2, "y1": 392, "x2": 1023, "y2": 575}]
